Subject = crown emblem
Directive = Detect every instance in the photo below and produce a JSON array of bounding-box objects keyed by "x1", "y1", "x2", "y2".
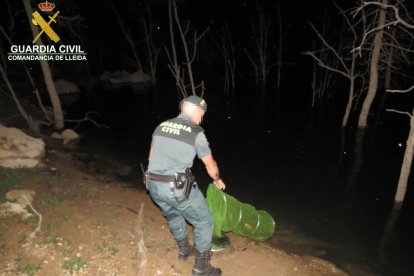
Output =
[{"x1": 38, "y1": 1, "x2": 55, "y2": 12}]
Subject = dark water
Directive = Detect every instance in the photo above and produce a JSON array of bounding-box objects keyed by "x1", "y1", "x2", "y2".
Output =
[{"x1": 68, "y1": 85, "x2": 414, "y2": 276}]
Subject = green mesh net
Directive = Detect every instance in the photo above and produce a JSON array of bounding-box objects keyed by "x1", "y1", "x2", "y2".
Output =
[{"x1": 206, "y1": 184, "x2": 275, "y2": 242}]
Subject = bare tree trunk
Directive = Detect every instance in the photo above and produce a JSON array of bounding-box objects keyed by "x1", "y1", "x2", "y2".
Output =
[
  {"x1": 171, "y1": 0, "x2": 195, "y2": 95},
  {"x1": 309, "y1": 60, "x2": 317, "y2": 128},
  {"x1": 345, "y1": 129, "x2": 365, "y2": 200},
  {"x1": 372, "y1": 27, "x2": 396, "y2": 131},
  {"x1": 341, "y1": 53, "x2": 357, "y2": 127},
  {"x1": 379, "y1": 199, "x2": 400, "y2": 264},
  {"x1": 212, "y1": 22, "x2": 236, "y2": 116},
  {"x1": 358, "y1": 0, "x2": 388, "y2": 129},
  {"x1": 275, "y1": 5, "x2": 283, "y2": 122},
  {"x1": 276, "y1": 6, "x2": 283, "y2": 90},
  {"x1": 142, "y1": 1, "x2": 160, "y2": 88},
  {"x1": 141, "y1": 0, "x2": 160, "y2": 117},
  {"x1": 351, "y1": 3, "x2": 414, "y2": 240},
  {"x1": 1, "y1": 25, "x2": 54, "y2": 129},
  {"x1": 166, "y1": 0, "x2": 208, "y2": 98},
  {"x1": 244, "y1": 1, "x2": 274, "y2": 113},
  {"x1": 225, "y1": 23, "x2": 236, "y2": 114},
  {"x1": 255, "y1": 1, "x2": 269, "y2": 110},
  {"x1": 111, "y1": 5, "x2": 143, "y2": 71},
  {"x1": 0, "y1": 25, "x2": 37, "y2": 131},
  {"x1": 0, "y1": 64, "x2": 34, "y2": 130},
  {"x1": 167, "y1": 0, "x2": 180, "y2": 91},
  {"x1": 380, "y1": 106, "x2": 414, "y2": 256},
  {"x1": 22, "y1": 0, "x2": 64, "y2": 129},
  {"x1": 171, "y1": 0, "x2": 206, "y2": 96},
  {"x1": 304, "y1": 19, "x2": 359, "y2": 128},
  {"x1": 244, "y1": 49, "x2": 259, "y2": 86},
  {"x1": 394, "y1": 108, "x2": 414, "y2": 203}
]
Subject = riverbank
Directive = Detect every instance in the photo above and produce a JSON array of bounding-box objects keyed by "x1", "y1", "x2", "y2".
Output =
[{"x1": 0, "y1": 139, "x2": 348, "y2": 275}]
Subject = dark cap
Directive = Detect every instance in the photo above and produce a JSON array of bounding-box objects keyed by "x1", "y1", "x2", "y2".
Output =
[{"x1": 183, "y1": 95, "x2": 207, "y2": 112}]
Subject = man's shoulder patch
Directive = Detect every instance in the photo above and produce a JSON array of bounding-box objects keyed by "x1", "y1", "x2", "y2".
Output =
[{"x1": 153, "y1": 117, "x2": 203, "y2": 145}]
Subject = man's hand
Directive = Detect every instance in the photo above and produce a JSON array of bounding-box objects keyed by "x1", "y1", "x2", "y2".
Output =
[
  {"x1": 214, "y1": 178, "x2": 226, "y2": 190},
  {"x1": 201, "y1": 154, "x2": 226, "y2": 190}
]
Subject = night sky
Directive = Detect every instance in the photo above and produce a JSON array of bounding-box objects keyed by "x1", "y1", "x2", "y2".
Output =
[
  {"x1": 2, "y1": 1, "x2": 344, "y2": 70},
  {"x1": 1, "y1": 3, "x2": 413, "y2": 161}
]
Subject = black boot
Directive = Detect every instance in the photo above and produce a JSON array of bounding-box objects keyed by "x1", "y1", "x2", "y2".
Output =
[
  {"x1": 192, "y1": 250, "x2": 222, "y2": 276},
  {"x1": 177, "y1": 236, "x2": 195, "y2": 261}
]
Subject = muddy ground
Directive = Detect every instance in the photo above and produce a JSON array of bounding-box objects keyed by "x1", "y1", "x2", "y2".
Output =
[{"x1": 0, "y1": 142, "x2": 348, "y2": 276}]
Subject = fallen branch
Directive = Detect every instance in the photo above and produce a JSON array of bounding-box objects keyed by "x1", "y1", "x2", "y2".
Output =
[
  {"x1": 136, "y1": 203, "x2": 147, "y2": 276},
  {"x1": 23, "y1": 195, "x2": 42, "y2": 238}
]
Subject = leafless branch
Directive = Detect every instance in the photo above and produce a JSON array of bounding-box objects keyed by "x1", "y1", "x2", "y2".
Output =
[
  {"x1": 386, "y1": 109, "x2": 412, "y2": 117},
  {"x1": 0, "y1": 63, "x2": 34, "y2": 130},
  {"x1": 352, "y1": 21, "x2": 396, "y2": 54},
  {"x1": 1, "y1": 14, "x2": 53, "y2": 129},
  {"x1": 110, "y1": 3, "x2": 143, "y2": 71},
  {"x1": 190, "y1": 28, "x2": 209, "y2": 63},
  {"x1": 355, "y1": 1, "x2": 414, "y2": 29},
  {"x1": 352, "y1": 1, "x2": 414, "y2": 53},
  {"x1": 183, "y1": 21, "x2": 191, "y2": 35},
  {"x1": 167, "y1": 0, "x2": 206, "y2": 97},
  {"x1": 308, "y1": 22, "x2": 350, "y2": 74},
  {"x1": 244, "y1": 48, "x2": 258, "y2": 85},
  {"x1": 167, "y1": 64, "x2": 186, "y2": 97},
  {"x1": 333, "y1": 0, "x2": 358, "y2": 40},
  {"x1": 64, "y1": 111, "x2": 108, "y2": 128},
  {"x1": 172, "y1": 0, "x2": 196, "y2": 95},
  {"x1": 303, "y1": 51, "x2": 350, "y2": 78},
  {"x1": 142, "y1": 9, "x2": 160, "y2": 86},
  {"x1": 387, "y1": 85, "x2": 414, "y2": 93}
]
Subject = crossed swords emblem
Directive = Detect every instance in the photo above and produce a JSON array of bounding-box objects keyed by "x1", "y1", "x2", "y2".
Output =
[{"x1": 32, "y1": 11, "x2": 60, "y2": 43}]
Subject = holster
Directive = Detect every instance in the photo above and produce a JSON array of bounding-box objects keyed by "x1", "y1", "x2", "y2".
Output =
[{"x1": 174, "y1": 168, "x2": 194, "y2": 200}]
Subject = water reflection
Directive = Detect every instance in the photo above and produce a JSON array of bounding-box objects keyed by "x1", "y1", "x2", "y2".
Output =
[{"x1": 205, "y1": 123, "x2": 413, "y2": 276}]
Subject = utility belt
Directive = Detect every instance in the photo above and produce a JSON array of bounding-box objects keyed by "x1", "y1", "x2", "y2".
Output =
[{"x1": 144, "y1": 168, "x2": 195, "y2": 202}]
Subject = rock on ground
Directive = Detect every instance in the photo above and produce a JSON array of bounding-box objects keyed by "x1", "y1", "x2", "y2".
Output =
[{"x1": 0, "y1": 124, "x2": 45, "y2": 168}]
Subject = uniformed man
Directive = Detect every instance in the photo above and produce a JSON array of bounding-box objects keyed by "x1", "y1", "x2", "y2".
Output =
[{"x1": 147, "y1": 95, "x2": 225, "y2": 276}]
